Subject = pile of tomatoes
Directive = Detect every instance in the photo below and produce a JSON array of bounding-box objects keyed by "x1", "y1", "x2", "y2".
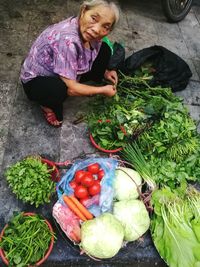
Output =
[{"x1": 69, "y1": 163, "x2": 105, "y2": 205}]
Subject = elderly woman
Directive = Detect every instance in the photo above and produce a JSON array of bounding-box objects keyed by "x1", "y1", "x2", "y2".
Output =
[{"x1": 20, "y1": 0, "x2": 120, "y2": 127}]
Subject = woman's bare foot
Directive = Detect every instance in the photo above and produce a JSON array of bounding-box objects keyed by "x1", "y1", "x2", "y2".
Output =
[{"x1": 41, "y1": 106, "x2": 63, "y2": 127}]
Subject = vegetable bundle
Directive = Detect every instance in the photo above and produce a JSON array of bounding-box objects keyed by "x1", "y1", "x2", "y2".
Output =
[
  {"x1": 151, "y1": 186, "x2": 200, "y2": 267},
  {"x1": 0, "y1": 212, "x2": 55, "y2": 267},
  {"x1": 87, "y1": 69, "x2": 182, "y2": 151},
  {"x1": 5, "y1": 157, "x2": 56, "y2": 207}
]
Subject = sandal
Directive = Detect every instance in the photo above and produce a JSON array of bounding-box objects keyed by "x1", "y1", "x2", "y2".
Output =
[{"x1": 41, "y1": 107, "x2": 63, "y2": 128}]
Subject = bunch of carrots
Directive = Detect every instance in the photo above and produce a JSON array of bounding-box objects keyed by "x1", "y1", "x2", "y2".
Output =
[{"x1": 63, "y1": 195, "x2": 93, "y2": 221}]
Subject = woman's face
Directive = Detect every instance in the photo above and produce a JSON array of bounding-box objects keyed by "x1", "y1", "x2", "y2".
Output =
[{"x1": 79, "y1": 5, "x2": 115, "y2": 43}]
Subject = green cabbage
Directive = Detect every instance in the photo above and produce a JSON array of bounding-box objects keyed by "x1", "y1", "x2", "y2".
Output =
[
  {"x1": 113, "y1": 199, "x2": 150, "y2": 241},
  {"x1": 113, "y1": 167, "x2": 142, "y2": 201},
  {"x1": 80, "y1": 213, "x2": 124, "y2": 259}
]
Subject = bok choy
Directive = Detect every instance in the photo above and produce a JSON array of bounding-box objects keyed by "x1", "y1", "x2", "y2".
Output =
[{"x1": 150, "y1": 186, "x2": 200, "y2": 267}]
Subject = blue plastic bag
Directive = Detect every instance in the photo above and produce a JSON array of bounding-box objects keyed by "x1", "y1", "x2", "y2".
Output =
[{"x1": 56, "y1": 158, "x2": 118, "y2": 216}]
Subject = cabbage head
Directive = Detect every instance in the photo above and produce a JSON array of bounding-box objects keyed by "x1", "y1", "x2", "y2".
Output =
[
  {"x1": 113, "y1": 199, "x2": 150, "y2": 241},
  {"x1": 113, "y1": 167, "x2": 142, "y2": 201},
  {"x1": 80, "y1": 213, "x2": 124, "y2": 258}
]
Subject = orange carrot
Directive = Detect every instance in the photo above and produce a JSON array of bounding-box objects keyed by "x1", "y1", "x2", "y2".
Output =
[
  {"x1": 63, "y1": 195, "x2": 87, "y2": 221},
  {"x1": 69, "y1": 196, "x2": 94, "y2": 220}
]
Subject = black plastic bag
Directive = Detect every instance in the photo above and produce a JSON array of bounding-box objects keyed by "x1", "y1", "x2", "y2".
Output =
[{"x1": 120, "y1": 45, "x2": 192, "y2": 92}]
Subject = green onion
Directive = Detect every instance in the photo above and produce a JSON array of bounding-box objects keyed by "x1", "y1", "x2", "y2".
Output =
[{"x1": 121, "y1": 142, "x2": 157, "y2": 191}]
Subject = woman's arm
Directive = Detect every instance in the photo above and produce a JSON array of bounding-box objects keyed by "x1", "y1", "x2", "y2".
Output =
[{"x1": 60, "y1": 76, "x2": 116, "y2": 97}]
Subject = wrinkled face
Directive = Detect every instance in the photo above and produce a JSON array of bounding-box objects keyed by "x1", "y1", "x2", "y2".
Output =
[{"x1": 79, "y1": 5, "x2": 115, "y2": 43}]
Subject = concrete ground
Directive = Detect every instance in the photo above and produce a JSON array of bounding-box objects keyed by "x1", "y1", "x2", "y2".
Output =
[{"x1": 0, "y1": 0, "x2": 200, "y2": 266}]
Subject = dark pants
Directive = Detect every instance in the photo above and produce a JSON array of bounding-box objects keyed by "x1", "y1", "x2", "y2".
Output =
[{"x1": 22, "y1": 42, "x2": 111, "y2": 121}]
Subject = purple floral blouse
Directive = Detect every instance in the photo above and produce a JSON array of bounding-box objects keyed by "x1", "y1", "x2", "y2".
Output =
[{"x1": 20, "y1": 17, "x2": 102, "y2": 83}]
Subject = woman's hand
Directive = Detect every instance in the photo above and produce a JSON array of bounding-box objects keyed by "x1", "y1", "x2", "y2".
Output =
[
  {"x1": 104, "y1": 70, "x2": 118, "y2": 86},
  {"x1": 102, "y1": 84, "x2": 117, "y2": 97}
]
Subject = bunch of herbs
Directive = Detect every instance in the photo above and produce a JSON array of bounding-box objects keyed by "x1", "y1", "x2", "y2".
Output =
[
  {"x1": 5, "y1": 157, "x2": 56, "y2": 207},
  {"x1": 137, "y1": 101, "x2": 199, "y2": 162}
]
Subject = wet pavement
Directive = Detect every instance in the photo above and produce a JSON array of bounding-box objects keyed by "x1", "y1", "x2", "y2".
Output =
[{"x1": 0, "y1": 0, "x2": 200, "y2": 266}]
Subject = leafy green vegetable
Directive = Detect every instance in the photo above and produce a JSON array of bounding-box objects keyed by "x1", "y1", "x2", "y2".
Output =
[
  {"x1": 80, "y1": 213, "x2": 124, "y2": 259},
  {"x1": 144, "y1": 153, "x2": 200, "y2": 188},
  {"x1": 0, "y1": 212, "x2": 55, "y2": 267},
  {"x1": 89, "y1": 118, "x2": 126, "y2": 150},
  {"x1": 87, "y1": 69, "x2": 178, "y2": 151},
  {"x1": 113, "y1": 199, "x2": 150, "y2": 241},
  {"x1": 151, "y1": 186, "x2": 200, "y2": 267},
  {"x1": 5, "y1": 157, "x2": 56, "y2": 207},
  {"x1": 138, "y1": 103, "x2": 199, "y2": 162}
]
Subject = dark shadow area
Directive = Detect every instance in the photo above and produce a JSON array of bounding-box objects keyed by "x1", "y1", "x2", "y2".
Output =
[{"x1": 193, "y1": 0, "x2": 200, "y2": 5}]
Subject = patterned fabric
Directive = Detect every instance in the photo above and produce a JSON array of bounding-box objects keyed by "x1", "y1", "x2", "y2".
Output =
[{"x1": 20, "y1": 16, "x2": 102, "y2": 83}]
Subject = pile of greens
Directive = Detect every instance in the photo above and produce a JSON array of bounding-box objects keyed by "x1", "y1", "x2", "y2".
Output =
[
  {"x1": 151, "y1": 185, "x2": 200, "y2": 267},
  {"x1": 88, "y1": 91, "x2": 170, "y2": 150},
  {"x1": 87, "y1": 69, "x2": 192, "y2": 151},
  {"x1": 87, "y1": 67, "x2": 200, "y2": 186},
  {"x1": 137, "y1": 101, "x2": 199, "y2": 163},
  {"x1": 5, "y1": 157, "x2": 56, "y2": 207},
  {"x1": 0, "y1": 212, "x2": 55, "y2": 267}
]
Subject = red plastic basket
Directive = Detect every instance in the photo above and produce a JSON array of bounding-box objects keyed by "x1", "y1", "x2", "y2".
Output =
[
  {"x1": 41, "y1": 158, "x2": 60, "y2": 182},
  {"x1": 89, "y1": 134, "x2": 123, "y2": 153},
  {"x1": 0, "y1": 212, "x2": 55, "y2": 266}
]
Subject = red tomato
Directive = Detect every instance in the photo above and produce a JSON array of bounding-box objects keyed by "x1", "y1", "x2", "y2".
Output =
[
  {"x1": 74, "y1": 185, "x2": 89, "y2": 199},
  {"x1": 81, "y1": 172, "x2": 95, "y2": 187},
  {"x1": 69, "y1": 180, "x2": 77, "y2": 190},
  {"x1": 74, "y1": 170, "x2": 86, "y2": 184},
  {"x1": 88, "y1": 181, "x2": 101, "y2": 196},
  {"x1": 97, "y1": 169, "x2": 105, "y2": 180},
  {"x1": 87, "y1": 163, "x2": 100, "y2": 174}
]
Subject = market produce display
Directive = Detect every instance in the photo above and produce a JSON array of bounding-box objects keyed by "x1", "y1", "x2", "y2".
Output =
[
  {"x1": 85, "y1": 67, "x2": 200, "y2": 266},
  {"x1": 1, "y1": 65, "x2": 200, "y2": 266}
]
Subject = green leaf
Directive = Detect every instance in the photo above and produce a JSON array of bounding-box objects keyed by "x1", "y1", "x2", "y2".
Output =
[
  {"x1": 117, "y1": 131, "x2": 125, "y2": 140},
  {"x1": 14, "y1": 254, "x2": 21, "y2": 264}
]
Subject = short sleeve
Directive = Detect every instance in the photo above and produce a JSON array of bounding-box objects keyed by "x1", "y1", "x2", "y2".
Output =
[{"x1": 53, "y1": 40, "x2": 79, "y2": 80}]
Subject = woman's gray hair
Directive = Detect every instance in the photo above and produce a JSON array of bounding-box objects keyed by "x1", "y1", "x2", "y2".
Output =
[{"x1": 79, "y1": 0, "x2": 120, "y2": 30}]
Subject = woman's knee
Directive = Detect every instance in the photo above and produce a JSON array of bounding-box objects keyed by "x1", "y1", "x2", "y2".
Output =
[{"x1": 22, "y1": 76, "x2": 68, "y2": 103}]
